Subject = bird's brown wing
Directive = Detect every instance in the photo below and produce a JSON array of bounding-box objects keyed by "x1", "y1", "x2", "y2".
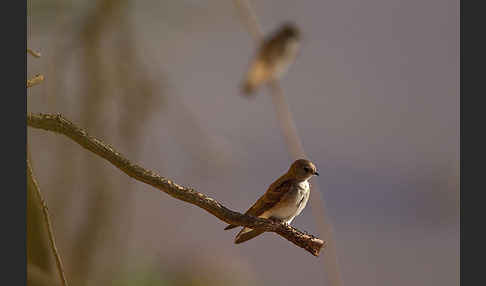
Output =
[
  {"x1": 241, "y1": 30, "x2": 289, "y2": 95},
  {"x1": 245, "y1": 178, "x2": 295, "y2": 217},
  {"x1": 241, "y1": 58, "x2": 271, "y2": 94},
  {"x1": 224, "y1": 178, "x2": 295, "y2": 230},
  {"x1": 259, "y1": 32, "x2": 288, "y2": 64}
]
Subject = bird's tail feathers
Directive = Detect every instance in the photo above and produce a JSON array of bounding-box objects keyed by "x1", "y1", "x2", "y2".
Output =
[
  {"x1": 234, "y1": 227, "x2": 265, "y2": 244},
  {"x1": 224, "y1": 224, "x2": 238, "y2": 230}
]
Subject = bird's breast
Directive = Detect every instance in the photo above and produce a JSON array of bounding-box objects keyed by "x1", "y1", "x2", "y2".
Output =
[
  {"x1": 273, "y1": 39, "x2": 300, "y2": 78},
  {"x1": 260, "y1": 180, "x2": 310, "y2": 222},
  {"x1": 298, "y1": 180, "x2": 310, "y2": 192}
]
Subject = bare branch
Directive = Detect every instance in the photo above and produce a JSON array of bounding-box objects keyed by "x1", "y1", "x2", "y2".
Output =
[
  {"x1": 27, "y1": 158, "x2": 69, "y2": 286},
  {"x1": 27, "y1": 74, "x2": 44, "y2": 88},
  {"x1": 27, "y1": 48, "x2": 42, "y2": 58},
  {"x1": 27, "y1": 112, "x2": 325, "y2": 256}
]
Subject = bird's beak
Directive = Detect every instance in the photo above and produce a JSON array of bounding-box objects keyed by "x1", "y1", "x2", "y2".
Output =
[{"x1": 314, "y1": 171, "x2": 319, "y2": 176}]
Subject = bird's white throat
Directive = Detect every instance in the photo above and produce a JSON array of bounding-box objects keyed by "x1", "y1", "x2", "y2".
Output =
[{"x1": 298, "y1": 180, "x2": 310, "y2": 190}]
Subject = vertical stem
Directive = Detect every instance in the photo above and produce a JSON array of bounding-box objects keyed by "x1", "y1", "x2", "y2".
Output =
[
  {"x1": 233, "y1": 1, "x2": 343, "y2": 285},
  {"x1": 234, "y1": 0, "x2": 264, "y2": 41},
  {"x1": 268, "y1": 82, "x2": 306, "y2": 158},
  {"x1": 269, "y1": 81, "x2": 343, "y2": 286},
  {"x1": 27, "y1": 158, "x2": 69, "y2": 286}
]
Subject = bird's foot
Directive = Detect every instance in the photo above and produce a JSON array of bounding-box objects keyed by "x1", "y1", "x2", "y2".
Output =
[
  {"x1": 269, "y1": 218, "x2": 292, "y2": 228},
  {"x1": 269, "y1": 217, "x2": 285, "y2": 224}
]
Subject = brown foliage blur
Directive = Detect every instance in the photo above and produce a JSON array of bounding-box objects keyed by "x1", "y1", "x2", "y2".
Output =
[
  {"x1": 27, "y1": 1, "x2": 232, "y2": 285},
  {"x1": 27, "y1": 0, "x2": 459, "y2": 286}
]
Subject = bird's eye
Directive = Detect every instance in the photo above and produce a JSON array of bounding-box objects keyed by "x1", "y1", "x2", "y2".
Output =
[{"x1": 304, "y1": 167, "x2": 311, "y2": 173}]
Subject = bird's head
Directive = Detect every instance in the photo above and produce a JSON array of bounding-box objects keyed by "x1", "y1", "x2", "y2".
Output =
[
  {"x1": 279, "y1": 22, "x2": 300, "y2": 41},
  {"x1": 288, "y1": 159, "x2": 319, "y2": 181}
]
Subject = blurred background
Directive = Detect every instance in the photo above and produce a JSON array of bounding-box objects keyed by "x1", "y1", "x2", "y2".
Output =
[{"x1": 26, "y1": 0, "x2": 459, "y2": 286}]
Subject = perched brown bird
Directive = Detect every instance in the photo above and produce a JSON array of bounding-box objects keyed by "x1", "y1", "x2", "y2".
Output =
[
  {"x1": 241, "y1": 22, "x2": 301, "y2": 95},
  {"x1": 225, "y1": 159, "x2": 318, "y2": 244}
]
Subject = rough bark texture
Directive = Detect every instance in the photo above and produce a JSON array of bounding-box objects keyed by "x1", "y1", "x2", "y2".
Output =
[{"x1": 27, "y1": 112, "x2": 325, "y2": 256}]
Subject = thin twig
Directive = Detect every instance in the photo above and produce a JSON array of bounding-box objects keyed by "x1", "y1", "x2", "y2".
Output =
[
  {"x1": 233, "y1": 1, "x2": 343, "y2": 285},
  {"x1": 27, "y1": 112, "x2": 326, "y2": 256},
  {"x1": 27, "y1": 48, "x2": 42, "y2": 58},
  {"x1": 27, "y1": 74, "x2": 44, "y2": 88},
  {"x1": 234, "y1": 0, "x2": 263, "y2": 42},
  {"x1": 27, "y1": 158, "x2": 69, "y2": 286}
]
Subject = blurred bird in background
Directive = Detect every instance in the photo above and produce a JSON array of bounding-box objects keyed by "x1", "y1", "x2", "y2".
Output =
[
  {"x1": 225, "y1": 159, "x2": 319, "y2": 244},
  {"x1": 241, "y1": 22, "x2": 301, "y2": 96}
]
